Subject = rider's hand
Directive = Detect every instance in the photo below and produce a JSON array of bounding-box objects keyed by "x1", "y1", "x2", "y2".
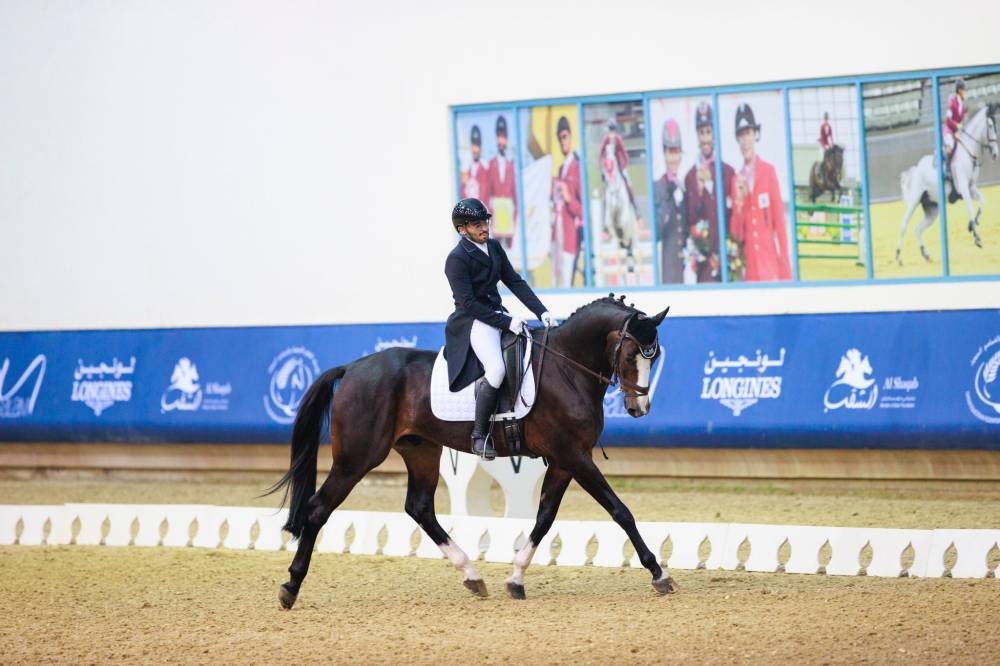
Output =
[
  {"x1": 540, "y1": 312, "x2": 556, "y2": 328},
  {"x1": 508, "y1": 316, "x2": 526, "y2": 334}
]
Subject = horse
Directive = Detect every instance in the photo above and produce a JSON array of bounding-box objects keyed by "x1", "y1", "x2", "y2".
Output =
[
  {"x1": 601, "y1": 143, "x2": 638, "y2": 285},
  {"x1": 268, "y1": 295, "x2": 675, "y2": 608},
  {"x1": 809, "y1": 144, "x2": 844, "y2": 203},
  {"x1": 946, "y1": 103, "x2": 999, "y2": 249}
]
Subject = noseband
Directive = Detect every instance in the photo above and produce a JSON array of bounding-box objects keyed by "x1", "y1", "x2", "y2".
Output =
[{"x1": 530, "y1": 314, "x2": 659, "y2": 399}]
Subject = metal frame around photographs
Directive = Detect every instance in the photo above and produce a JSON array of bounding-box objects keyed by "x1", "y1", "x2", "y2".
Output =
[
  {"x1": 450, "y1": 63, "x2": 1000, "y2": 294},
  {"x1": 932, "y1": 75, "x2": 951, "y2": 276}
]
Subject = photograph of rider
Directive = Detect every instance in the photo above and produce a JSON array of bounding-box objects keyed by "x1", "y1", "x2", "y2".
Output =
[
  {"x1": 455, "y1": 109, "x2": 523, "y2": 269},
  {"x1": 861, "y1": 77, "x2": 942, "y2": 278},
  {"x1": 516, "y1": 105, "x2": 586, "y2": 288},
  {"x1": 719, "y1": 93, "x2": 794, "y2": 282},
  {"x1": 649, "y1": 96, "x2": 731, "y2": 284},
  {"x1": 582, "y1": 101, "x2": 652, "y2": 287},
  {"x1": 684, "y1": 101, "x2": 733, "y2": 283},
  {"x1": 444, "y1": 198, "x2": 555, "y2": 460},
  {"x1": 653, "y1": 119, "x2": 688, "y2": 283},
  {"x1": 938, "y1": 73, "x2": 1000, "y2": 276},
  {"x1": 486, "y1": 114, "x2": 519, "y2": 255},
  {"x1": 788, "y1": 85, "x2": 865, "y2": 281}
]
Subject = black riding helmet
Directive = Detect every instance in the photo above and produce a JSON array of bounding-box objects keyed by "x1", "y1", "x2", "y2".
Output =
[{"x1": 452, "y1": 198, "x2": 492, "y2": 229}]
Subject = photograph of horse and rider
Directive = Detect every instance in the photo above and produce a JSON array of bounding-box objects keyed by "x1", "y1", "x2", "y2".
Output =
[
  {"x1": 865, "y1": 73, "x2": 1000, "y2": 278},
  {"x1": 582, "y1": 100, "x2": 653, "y2": 287},
  {"x1": 788, "y1": 85, "x2": 866, "y2": 281}
]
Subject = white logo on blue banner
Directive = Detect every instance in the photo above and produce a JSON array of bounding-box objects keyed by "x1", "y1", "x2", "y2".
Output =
[
  {"x1": 161, "y1": 358, "x2": 231, "y2": 413},
  {"x1": 265, "y1": 346, "x2": 320, "y2": 424},
  {"x1": 0, "y1": 355, "x2": 47, "y2": 419},
  {"x1": 823, "y1": 349, "x2": 877, "y2": 412},
  {"x1": 699, "y1": 348, "x2": 785, "y2": 416},
  {"x1": 604, "y1": 356, "x2": 666, "y2": 417},
  {"x1": 966, "y1": 335, "x2": 1000, "y2": 424},
  {"x1": 161, "y1": 358, "x2": 203, "y2": 412},
  {"x1": 71, "y1": 357, "x2": 136, "y2": 416}
]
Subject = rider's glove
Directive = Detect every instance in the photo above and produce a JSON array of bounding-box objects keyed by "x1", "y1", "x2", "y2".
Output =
[
  {"x1": 540, "y1": 312, "x2": 556, "y2": 328},
  {"x1": 507, "y1": 316, "x2": 526, "y2": 334}
]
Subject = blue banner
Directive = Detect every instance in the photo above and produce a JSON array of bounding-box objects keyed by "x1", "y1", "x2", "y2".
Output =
[{"x1": 1, "y1": 311, "x2": 999, "y2": 448}]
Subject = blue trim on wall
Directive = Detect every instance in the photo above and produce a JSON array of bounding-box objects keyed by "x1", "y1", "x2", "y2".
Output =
[
  {"x1": 642, "y1": 93, "x2": 661, "y2": 284},
  {"x1": 857, "y1": 81, "x2": 875, "y2": 279},
  {"x1": 932, "y1": 76, "x2": 951, "y2": 276},
  {"x1": 783, "y1": 87, "x2": 800, "y2": 282},
  {"x1": 513, "y1": 104, "x2": 530, "y2": 279},
  {"x1": 577, "y1": 101, "x2": 593, "y2": 287},
  {"x1": 712, "y1": 92, "x2": 731, "y2": 283}
]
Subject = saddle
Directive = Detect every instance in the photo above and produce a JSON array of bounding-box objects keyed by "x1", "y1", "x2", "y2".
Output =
[{"x1": 430, "y1": 331, "x2": 536, "y2": 456}]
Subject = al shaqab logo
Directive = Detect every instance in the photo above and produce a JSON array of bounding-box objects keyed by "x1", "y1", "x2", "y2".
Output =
[
  {"x1": 823, "y1": 349, "x2": 877, "y2": 412},
  {"x1": 966, "y1": 335, "x2": 1000, "y2": 424}
]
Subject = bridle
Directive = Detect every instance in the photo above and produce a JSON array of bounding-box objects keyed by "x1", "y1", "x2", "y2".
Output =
[
  {"x1": 958, "y1": 107, "x2": 999, "y2": 161},
  {"x1": 527, "y1": 314, "x2": 659, "y2": 399}
]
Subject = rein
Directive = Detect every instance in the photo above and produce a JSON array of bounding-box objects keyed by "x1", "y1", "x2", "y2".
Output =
[{"x1": 524, "y1": 315, "x2": 655, "y2": 398}]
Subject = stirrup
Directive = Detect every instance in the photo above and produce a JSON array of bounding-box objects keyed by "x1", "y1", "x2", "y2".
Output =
[{"x1": 471, "y1": 434, "x2": 496, "y2": 461}]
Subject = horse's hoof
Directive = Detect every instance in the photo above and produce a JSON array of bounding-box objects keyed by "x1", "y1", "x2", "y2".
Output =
[
  {"x1": 652, "y1": 576, "x2": 679, "y2": 595},
  {"x1": 505, "y1": 582, "x2": 526, "y2": 600},
  {"x1": 975, "y1": 238, "x2": 983, "y2": 248},
  {"x1": 278, "y1": 583, "x2": 298, "y2": 610},
  {"x1": 463, "y1": 578, "x2": 488, "y2": 598}
]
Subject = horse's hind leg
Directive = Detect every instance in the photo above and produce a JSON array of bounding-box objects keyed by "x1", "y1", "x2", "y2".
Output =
[
  {"x1": 398, "y1": 442, "x2": 487, "y2": 597},
  {"x1": 568, "y1": 454, "x2": 678, "y2": 595},
  {"x1": 504, "y1": 464, "x2": 572, "y2": 600},
  {"x1": 896, "y1": 199, "x2": 919, "y2": 265},
  {"x1": 916, "y1": 206, "x2": 938, "y2": 262},
  {"x1": 280, "y1": 444, "x2": 390, "y2": 609}
]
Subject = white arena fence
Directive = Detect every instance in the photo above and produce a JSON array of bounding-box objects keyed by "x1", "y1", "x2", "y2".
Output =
[{"x1": 2, "y1": 503, "x2": 998, "y2": 579}]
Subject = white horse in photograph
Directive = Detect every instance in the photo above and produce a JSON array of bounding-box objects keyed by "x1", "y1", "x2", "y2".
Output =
[
  {"x1": 896, "y1": 155, "x2": 939, "y2": 265},
  {"x1": 946, "y1": 103, "x2": 999, "y2": 249},
  {"x1": 601, "y1": 142, "x2": 637, "y2": 284}
]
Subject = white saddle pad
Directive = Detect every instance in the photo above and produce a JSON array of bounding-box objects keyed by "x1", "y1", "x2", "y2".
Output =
[{"x1": 430, "y1": 337, "x2": 535, "y2": 422}]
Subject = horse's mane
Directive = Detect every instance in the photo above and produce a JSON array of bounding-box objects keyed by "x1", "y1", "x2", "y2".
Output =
[{"x1": 561, "y1": 293, "x2": 659, "y2": 346}]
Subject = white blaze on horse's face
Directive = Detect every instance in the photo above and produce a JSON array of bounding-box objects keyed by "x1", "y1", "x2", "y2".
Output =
[{"x1": 634, "y1": 355, "x2": 652, "y2": 416}]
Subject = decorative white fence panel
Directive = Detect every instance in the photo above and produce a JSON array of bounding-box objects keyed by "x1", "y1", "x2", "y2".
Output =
[{"x1": 1, "y1": 504, "x2": 997, "y2": 580}]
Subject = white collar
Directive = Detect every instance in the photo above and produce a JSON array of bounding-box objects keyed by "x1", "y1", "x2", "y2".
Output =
[{"x1": 471, "y1": 239, "x2": 489, "y2": 254}]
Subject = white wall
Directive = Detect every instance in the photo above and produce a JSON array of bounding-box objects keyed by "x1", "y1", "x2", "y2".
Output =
[{"x1": 1, "y1": 0, "x2": 997, "y2": 331}]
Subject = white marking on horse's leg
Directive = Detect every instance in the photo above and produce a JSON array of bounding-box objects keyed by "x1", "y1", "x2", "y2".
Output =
[
  {"x1": 439, "y1": 539, "x2": 482, "y2": 581},
  {"x1": 506, "y1": 541, "x2": 537, "y2": 586},
  {"x1": 636, "y1": 356, "x2": 651, "y2": 414}
]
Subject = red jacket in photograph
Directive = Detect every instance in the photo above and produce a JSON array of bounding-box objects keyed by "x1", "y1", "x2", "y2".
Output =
[
  {"x1": 729, "y1": 157, "x2": 792, "y2": 282},
  {"x1": 554, "y1": 152, "x2": 583, "y2": 255},
  {"x1": 487, "y1": 154, "x2": 517, "y2": 223},
  {"x1": 462, "y1": 160, "x2": 490, "y2": 202}
]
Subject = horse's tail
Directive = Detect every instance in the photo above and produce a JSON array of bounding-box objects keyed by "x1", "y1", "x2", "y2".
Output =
[{"x1": 263, "y1": 365, "x2": 347, "y2": 538}]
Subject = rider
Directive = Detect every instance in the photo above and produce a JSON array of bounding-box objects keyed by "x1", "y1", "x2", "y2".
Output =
[
  {"x1": 818, "y1": 111, "x2": 834, "y2": 161},
  {"x1": 598, "y1": 118, "x2": 638, "y2": 212},
  {"x1": 944, "y1": 78, "x2": 968, "y2": 183},
  {"x1": 444, "y1": 198, "x2": 555, "y2": 460}
]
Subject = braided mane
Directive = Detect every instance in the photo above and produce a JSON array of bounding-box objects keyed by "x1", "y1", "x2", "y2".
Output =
[{"x1": 564, "y1": 293, "x2": 640, "y2": 322}]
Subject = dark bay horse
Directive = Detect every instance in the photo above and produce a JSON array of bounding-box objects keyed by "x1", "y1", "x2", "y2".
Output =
[
  {"x1": 269, "y1": 295, "x2": 675, "y2": 607},
  {"x1": 809, "y1": 144, "x2": 844, "y2": 203}
]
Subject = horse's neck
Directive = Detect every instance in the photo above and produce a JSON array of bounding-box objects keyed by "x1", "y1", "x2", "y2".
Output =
[
  {"x1": 549, "y1": 309, "x2": 625, "y2": 374},
  {"x1": 965, "y1": 108, "x2": 985, "y2": 140}
]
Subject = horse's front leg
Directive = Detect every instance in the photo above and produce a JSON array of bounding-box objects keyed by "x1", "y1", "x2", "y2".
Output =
[
  {"x1": 568, "y1": 454, "x2": 678, "y2": 595},
  {"x1": 504, "y1": 464, "x2": 573, "y2": 600}
]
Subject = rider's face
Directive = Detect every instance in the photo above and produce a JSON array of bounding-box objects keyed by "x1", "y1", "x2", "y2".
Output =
[
  {"x1": 558, "y1": 130, "x2": 572, "y2": 156},
  {"x1": 497, "y1": 132, "x2": 507, "y2": 153},
  {"x1": 737, "y1": 128, "x2": 757, "y2": 162},
  {"x1": 471, "y1": 144, "x2": 481, "y2": 161},
  {"x1": 698, "y1": 125, "x2": 714, "y2": 159},
  {"x1": 460, "y1": 220, "x2": 490, "y2": 243},
  {"x1": 664, "y1": 147, "x2": 682, "y2": 174}
]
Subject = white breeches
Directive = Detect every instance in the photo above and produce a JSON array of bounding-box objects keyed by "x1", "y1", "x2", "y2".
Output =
[{"x1": 470, "y1": 319, "x2": 505, "y2": 389}]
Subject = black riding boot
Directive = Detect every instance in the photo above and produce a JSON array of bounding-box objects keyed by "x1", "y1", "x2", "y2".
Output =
[{"x1": 470, "y1": 382, "x2": 499, "y2": 461}]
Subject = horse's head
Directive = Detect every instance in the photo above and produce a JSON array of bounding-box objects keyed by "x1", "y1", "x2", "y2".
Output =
[
  {"x1": 986, "y1": 103, "x2": 999, "y2": 161},
  {"x1": 606, "y1": 306, "x2": 669, "y2": 417}
]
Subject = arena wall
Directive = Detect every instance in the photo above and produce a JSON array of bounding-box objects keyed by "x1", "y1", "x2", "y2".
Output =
[{"x1": 1, "y1": 0, "x2": 999, "y2": 334}]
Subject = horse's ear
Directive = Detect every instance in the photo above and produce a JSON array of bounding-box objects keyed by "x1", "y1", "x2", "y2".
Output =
[{"x1": 650, "y1": 306, "x2": 670, "y2": 326}]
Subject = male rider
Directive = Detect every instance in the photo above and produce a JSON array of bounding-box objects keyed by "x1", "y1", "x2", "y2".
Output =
[
  {"x1": 444, "y1": 198, "x2": 554, "y2": 460},
  {"x1": 683, "y1": 101, "x2": 733, "y2": 283}
]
